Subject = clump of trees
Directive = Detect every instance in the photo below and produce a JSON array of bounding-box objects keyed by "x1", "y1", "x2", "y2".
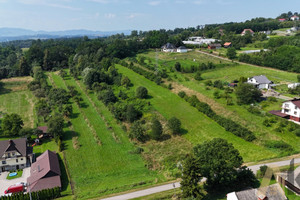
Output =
[
  {"x1": 0, "y1": 113, "x2": 24, "y2": 136},
  {"x1": 235, "y1": 83, "x2": 262, "y2": 104},
  {"x1": 181, "y1": 138, "x2": 258, "y2": 198}
]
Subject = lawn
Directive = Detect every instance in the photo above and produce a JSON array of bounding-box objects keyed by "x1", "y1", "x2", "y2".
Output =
[
  {"x1": 116, "y1": 65, "x2": 281, "y2": 162},
  {"x1": 0, "y1": 77, "x2": 36, "y2": 128},
  {"x1": 6, "y1": 170, "x2": 23, "y2": 180},
  {"x1": 49, "y1": 72, "x2": 163, "y2": 199}
]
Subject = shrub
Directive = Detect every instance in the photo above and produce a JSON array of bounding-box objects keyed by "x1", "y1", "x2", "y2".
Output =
[
  {"x1": 265, "y1": 140, "x2": 293, "y2": 151},
  {"x1": 150, "y1": 118, "x2": 163, "y2": 140},
  {"x1": 194, "y1": 72, "x2": 203, "y2": 81},
  {"x1": 129, "y1": 121, "x2": 147, "y2": 142},
  {"x1": 178, "y1": 91, "x2": 186, "y2": 98},
  {"x1": 136, "y1": 86, "x2": 148, "y2": 99},
  {"x1": 168, "y1": 117, "x2": 181, "y2": 134}
]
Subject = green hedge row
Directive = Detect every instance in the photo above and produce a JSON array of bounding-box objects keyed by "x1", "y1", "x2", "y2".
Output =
[
  {"x1": 0, "y1": 187, "x2": 60, "y2": 200},
  {"x1": 180, "y1": 92, "x2": 256, "y2": 142}
]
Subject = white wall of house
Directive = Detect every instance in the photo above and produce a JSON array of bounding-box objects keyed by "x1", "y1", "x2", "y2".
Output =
[
  {"x1": 247, "y1": 78, "x2": 270, "y2": 89},
  {"x1": 281, "y1": 102, "x2": 300, "y2": 118},
  {"x1": 288, "y1": 83, "x2": 300, "y2": 89},
  {"x1": 227, "y1": 192, "x2": 238, "y2": 200},
  {"x1": 0, "y1": 150, "x2": 29, "y2": 171},
  {"x1": 177, "y1": 49, "x2": 187, "y2": 53}
]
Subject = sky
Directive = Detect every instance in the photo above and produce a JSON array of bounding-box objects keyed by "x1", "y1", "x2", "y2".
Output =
[{"x1": 0, "y1": 0, "x2": 299, "y2": 32}]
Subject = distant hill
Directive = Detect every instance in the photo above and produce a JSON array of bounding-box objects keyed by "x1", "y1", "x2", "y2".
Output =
[{"x1": 0, "y1": 28, "x2": 131, "y2": 42}]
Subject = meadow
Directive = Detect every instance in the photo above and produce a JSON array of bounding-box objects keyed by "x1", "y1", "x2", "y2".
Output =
[
  {"x1": 126, "y1": 50, "x2": 300, "y2": 160},
  {"x1": 116, "y1": 65, "x2": 282, "y2": 162},
  {"x1": 0, "y1": 77, "x2": 36, "y2": 128}
]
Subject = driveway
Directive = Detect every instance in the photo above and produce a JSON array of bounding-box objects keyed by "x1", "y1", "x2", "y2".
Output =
[{"x1": 0, "y1": 167, "x2": 31, "y2": 196}]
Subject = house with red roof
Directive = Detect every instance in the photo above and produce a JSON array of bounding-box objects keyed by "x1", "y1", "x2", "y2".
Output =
[
  {"x1": 278, "y1": 18, "x2": 286, "y2": 22},
  {"x1": 224, "y1": 42, "x2": 232, "y2": 48},
  {"x1": 270, "y1": 98, "x2": 300, "y2": 122},
  {"x1": 241, "y1": 29, "x2": 254, "y2": 36},
  {"x1": 27, "y1": 150, "x2": 61, "y2": 192}
]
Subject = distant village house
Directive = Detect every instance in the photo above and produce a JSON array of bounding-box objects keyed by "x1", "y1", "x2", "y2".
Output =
[
  {"x1": 224, "y1": 42, "x2": 232, "y2": 48},
  {"x1": 291, "y1": 15, "x2": 299, "y2": 21},
  {"x1": 208, "y1": 43, "x2": 221, "y2": 50},
  {"x1": 247, "y1": 75, "x2": 273, "y2": 89},
  {"x1": 241, "y1": 29, "x2": 254, "y2": 36},
  {"x1": 177, "y1": 46, "x2": 188, "y2": 53},
  {"x1": 161, "y1": 43, "x2": 176, "y2": 52}
]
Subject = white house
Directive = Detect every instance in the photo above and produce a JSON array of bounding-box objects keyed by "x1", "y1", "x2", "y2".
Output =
[
  {"x1": 281, "y1": 99, "x2": 300, "y2": 122},
  {"x1": 288, "y1": 83, "x2": 300, "y2": 89},
  {"x1": 0, "y1": 138, "x2": 33, "y2": 172},
  {"x1": 247, "y1": 75, "x2": 273, "y2": 89},
  {"x1": 177, "y1": 46, "x2": 188, "y2": 53},
  {"x1": 291, "y1": 15, "x2": 299, "y2": 21},
  {"x1": 182, "y1": 37, "x2": 217, "y2": 45},
  {"x1": 161, "y1": 43, "x2": 176, "y2": 53}
]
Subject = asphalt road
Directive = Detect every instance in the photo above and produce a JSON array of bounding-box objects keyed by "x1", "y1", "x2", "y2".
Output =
[{"x1": 101, "y1": 158, "x2": 300, "y2": 200}]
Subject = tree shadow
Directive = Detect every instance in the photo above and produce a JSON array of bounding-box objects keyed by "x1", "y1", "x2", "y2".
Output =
[
  {"x1": 70, "y1": 112, "x2": 80, "y2": 119},
  {"x1": 145, "y1": 95, "x2": 153, "y2": 100},
  {"x1": 79, "y1": 102, "x2": 89, "y2": 108},
  {"x1": 179, "y1": 128, "x2": 188, "y2": 135},
  {"x1": 0, "y1": 85, "x2": 12, "y2": 95},
  {"x1": 159, "y1": 134, "x2": 171, "y2": 141},
  {"x1": 57, "y1": 154, "x2": 70, "y2": 193}
]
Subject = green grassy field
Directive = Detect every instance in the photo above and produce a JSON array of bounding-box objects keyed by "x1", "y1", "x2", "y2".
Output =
[
  {"x1": 125, "y1": 50, "x2": 300, "y2": 160},
  {"x1": 0, "y1": 77, "x2": 36, "y2": 128},
  {"x1": 116, "y1": 64, "x2": 283, "y2": 162},
  {"x1": 49, "y1": 72, "x2": 163, "y2": 199}
]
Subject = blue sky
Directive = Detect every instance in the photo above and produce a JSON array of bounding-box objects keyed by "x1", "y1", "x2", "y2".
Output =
[{"x1": 0, "y1": 0, "x2": 299, "y2": 31}]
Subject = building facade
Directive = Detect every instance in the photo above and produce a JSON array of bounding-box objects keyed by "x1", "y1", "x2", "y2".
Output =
[{"x1": 0, "y1": 138, "x2": 33, "y2": 172}]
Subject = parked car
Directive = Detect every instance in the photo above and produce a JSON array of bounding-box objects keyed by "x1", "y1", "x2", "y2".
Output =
[{"x1": 4, "y1": 184, "x2": 24, "y2": 194}]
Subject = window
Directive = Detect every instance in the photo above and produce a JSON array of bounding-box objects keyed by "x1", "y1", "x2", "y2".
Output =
[
  {"x1": 285, "y1": 104, "x2": 289, "y2": 108},
  {"x1": 2, "y1": 161, "x2": 6, "y2": 164},
  {"x1": 7, "y1": 153, "x2": 10, "y2": 157},
  {"x1": 16, "y1": 159, "x2": 18, "y2": 163},
  {"x1": 295, "y1": 111, "x2": 297, "y2": 115},
  {"x1": 21, "y1": 158, "x2": 23, "y2": 161},
  {"x1": 12, "y1": 153, "x2": 15, "y2": 156},
  {"x1": 21, "y1": 164, "x2": 24, "y2": 166}
]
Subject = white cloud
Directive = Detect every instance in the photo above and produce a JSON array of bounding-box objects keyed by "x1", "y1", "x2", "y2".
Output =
[
  {"x1": 148, "y1": 1, "x2": 161, "y2": 6},
  {"x1": 105, "y1": 13, "x2": 116, "y2": 19},
  {"x1": 127, "y1": 13, "x2": 143, "y2": 19}
]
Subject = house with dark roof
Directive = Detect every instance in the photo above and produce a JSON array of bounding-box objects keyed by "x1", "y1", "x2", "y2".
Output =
[
  {"x1": 276, "y1": 166, "x2": 300, "y2": 195},
  {"x1": 241, "y1": 29, "x2": 254, "y2": 36},
  {"x1": 161, "y1": 43, "x2": 176, "y2": 52},
  {"x1": 247, "y1": 75, "x2": 273, "y2": 89},
  {"x1": 27, "y1": 150, "x2": 61, "y2": 192},
  {"x1": 227, "y1": 183, "x2": 287, "y2": 200},
  {"x1": 177, "y1": 46, "x2": 188, "y2": 53},
  {"x1": 208, "y1": 43, "x2": 221, "y2": 50},
  {"x1": 0, "y1": 138, "x2": 33, "y2": 172}
]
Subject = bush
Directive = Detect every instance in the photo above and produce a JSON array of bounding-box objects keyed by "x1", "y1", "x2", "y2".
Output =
[
  {"x1": 194, "y1": 72, "x2": 203, "y2": 81},
  {"x1": 168, "y1": 117, "x2": 181, "y2": 134},
  {"x1": 136, "y1": 86, "x2": 148, "y2": 99},
  {"x1": 265, "y1": 140, "x2": 293, "y2": 151},
  {"x1": 151, "y1": 118, "x2": 163, "y2": 140},
  {"x1": 129, "y1": 121, "x2": 147, "y2": 142},
  {"x1": 178, "y1": 91, "x2": 186, "y2": 98}
]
